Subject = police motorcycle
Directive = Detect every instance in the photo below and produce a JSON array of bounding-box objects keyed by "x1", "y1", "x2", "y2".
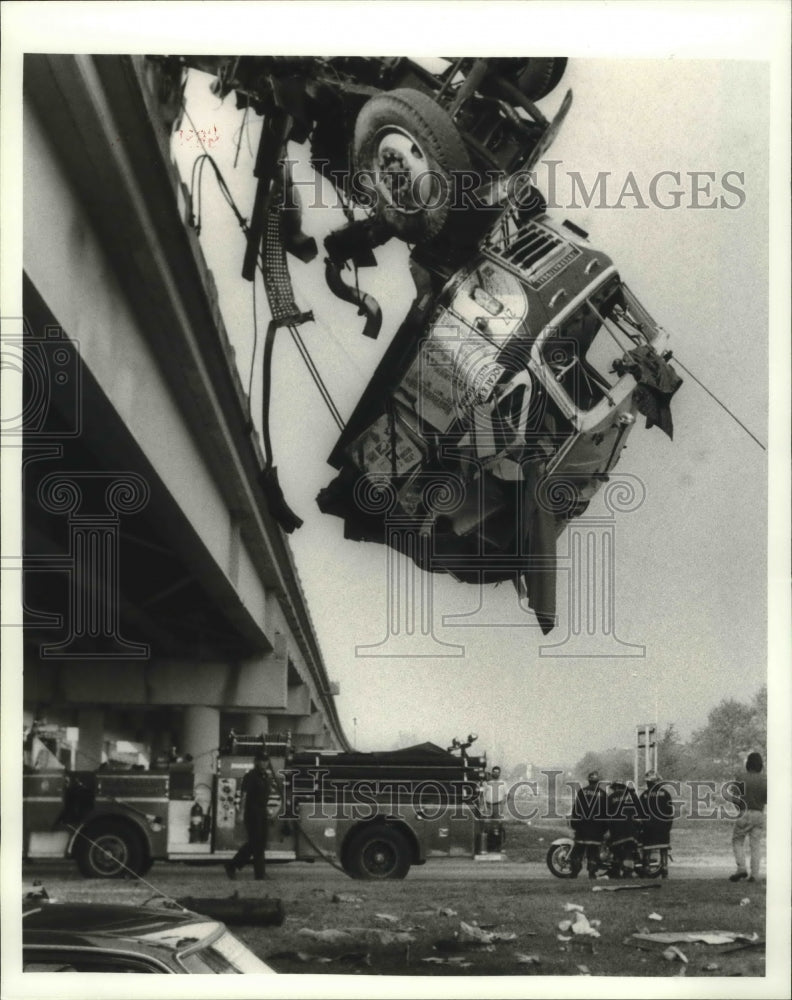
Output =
[{"x1": 546, "y1": 826, "x2": 666, "y2": 880}]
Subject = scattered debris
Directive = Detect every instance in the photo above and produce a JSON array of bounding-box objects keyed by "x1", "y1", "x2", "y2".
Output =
[
  {"x1": 648, "y1": 912, "x2": 664, "y2": 921},
  {"x1": 335, "y1": 951, "x2": 372, "y2": 967},
  {"x1": 592, "y1": 882, "x2": 662, "y2": 892},
  {"x1": 703, "y1": 963, "x2": 721, "y2": 971},
  {"x1": 460, "y1": 921, "x2": 495, "y2": 944},
  {"x1": 369, "y1": 929, "x2": 415, "y2": 946},
  {"x1": 458, "y1": 921, "x2": 515, "y2": 944},
  {"x1": 515, "y1": 953, "x2": 541, "y2": 965},
  {"x1": 375, "y1": 913, "x2": 400, "y2": 924},
  {"x1": 662, "y1": 946, "x2": 688, "y2": 964},
  {"x1": 564, "y1": 902, "x2": 585, "y2": 912},
  {"x1": 266, "y1": 950, "x2": 314, "y2": 963},
  {"x1": 557, "y1": 934, "x2": 572, "y2": 942},
  {"x1": 739, "y1": 897, "x2": 751, "y2": 907},
  {"x1": 332, "y1": 892, "x2": 364, "y2": 904},
  {"x1": 297, "y1": 928, "x2": 351, "y2": 943},
  {"x1": 558, "y1": 919, "x2": 573, "y2": 933},
  {"x1": 577, "y1": 964, "x2": 591, "y2": 975},
  {"x1": 570, "y1": 912, "x2": 600, "y2": 938},
  {"x1": 438, "y1": 907, "x2": 458, "y2": 917},
  {"x1": 422, "y1": 957, "x2": 472, "y2": 968},
  {"x1": 633, "y1": 931, "x2": 760, "y2": 946}
]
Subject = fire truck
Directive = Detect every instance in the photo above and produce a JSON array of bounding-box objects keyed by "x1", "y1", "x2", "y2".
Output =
[{"x1": 23, "y1": 732, "x2": 500, "y2": 880}]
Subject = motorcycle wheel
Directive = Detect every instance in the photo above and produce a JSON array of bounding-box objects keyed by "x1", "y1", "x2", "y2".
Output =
[
  {"x1": 546, "y1": 842, "x2": 576, "y2": 879},
  {"x1": 638, "y1": 849, "x2": 665, "y2": 879}
]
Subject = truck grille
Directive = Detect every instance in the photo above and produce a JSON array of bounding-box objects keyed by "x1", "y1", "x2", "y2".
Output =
[{"x1": 484, "y1": 221, "x2": 574, "y2": 279}]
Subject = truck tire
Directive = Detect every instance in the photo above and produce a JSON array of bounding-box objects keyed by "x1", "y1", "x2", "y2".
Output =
[
  {"x1": 344, "y1": 825, "x2": 412, "y2": 880},
  {"x1": 513, "y1": 58, "x2": 568, "y2": 100},
  {"x1": 353, "y1": 88, "x2": 472, "y2": 243},
  {"x1": 74, "y1": 820, "x2": 144, "y2": 879},
  {"x1": 546, "y1": 841, "x2": 576, "y2": 879}
]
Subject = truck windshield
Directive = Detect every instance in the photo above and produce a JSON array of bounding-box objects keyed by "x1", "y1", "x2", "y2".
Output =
[{"x1": 540, "y1": 276, "x2": 659, "y2": 411}]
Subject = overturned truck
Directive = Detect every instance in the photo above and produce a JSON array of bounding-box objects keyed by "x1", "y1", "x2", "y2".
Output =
[{"x1": 155, "y1": 55, "x2": 681, "y2": 632}]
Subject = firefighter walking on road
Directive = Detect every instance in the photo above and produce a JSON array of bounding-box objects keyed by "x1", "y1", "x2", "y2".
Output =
[
  {"x1": 569, "y1": 770, "x2": 607, "y2": 878},
  {"x1": 226, "y1": 750, "x2": 271, "y2": 881}
]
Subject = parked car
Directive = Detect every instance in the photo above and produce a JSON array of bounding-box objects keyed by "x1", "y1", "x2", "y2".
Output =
[{"x1": 22, "y1": 897, "x2": 275, "y2": 974}]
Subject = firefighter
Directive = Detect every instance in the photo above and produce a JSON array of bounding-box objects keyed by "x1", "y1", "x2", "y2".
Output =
[
  {"x1": 225, "y1": 750, "x2": 271, "y2": 881},
  {"x1": 639, "y1": 770, "x2": 673, "y2": 878},
  {"x1": 568, "y1": 770, "x2": 607, "y2": 878},
  {"x1": 606, "y1": 780, "x2": 641, "y2": 878}
]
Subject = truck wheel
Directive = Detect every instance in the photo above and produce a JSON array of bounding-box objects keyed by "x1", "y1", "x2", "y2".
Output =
[
  {"x1": 353, "y1": 88, "x2": 472, "y2": 243},
  {"x1": 74, "y1": 821, "x2": 143, "y2": 879},
  {"x1": 513, "y1": 58, "x2": 568, "y2": 100},
  {"x1": 345, "y1": 825, "x2": 412, "y2": 880},
  {"x1": 546, "y1": 841, "x2": 576, "y2": 879}
]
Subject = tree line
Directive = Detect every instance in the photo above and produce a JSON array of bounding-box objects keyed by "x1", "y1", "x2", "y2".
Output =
[{"x1": 574, "y1": 687, "x2": 767, "y2": 782}]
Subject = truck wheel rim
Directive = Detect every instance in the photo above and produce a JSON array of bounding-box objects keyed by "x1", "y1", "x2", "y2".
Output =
[
  {"x1": 362, "y1": 838, "x2": 397, "y2": 876},
  {"x1": 374, "y1": 127, "x2": 439, "y2": 214},
  {"x1": 91, "y1": 834, "x2": 128, "y2": 875}
]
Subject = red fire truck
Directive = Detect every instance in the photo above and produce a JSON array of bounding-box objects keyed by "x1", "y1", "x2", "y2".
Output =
[{"x1": 23, "y1": 732, "x2": 501, "y2": 880}]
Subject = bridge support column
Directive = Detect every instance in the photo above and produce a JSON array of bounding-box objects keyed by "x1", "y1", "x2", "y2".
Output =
[
  {"x1": 76, "y1": 707, "x2": 105, "y2": 771},
  {"x1": 182, "y1": 706, "x2": 219, "y2": 787}
]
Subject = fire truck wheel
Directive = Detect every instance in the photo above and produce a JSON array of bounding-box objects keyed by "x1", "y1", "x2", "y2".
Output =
[
  {"x1": 546, "y1": 841, "x2": 576, "y2": 879},
  {"x1": 344, "y1": 825, "x2": 412, "y2": 880},
  {"x1": 74, "y1": 821, "x2": 144, "y2": 879},
  {"x1": 353, "y1": 87, "x2": 472, "y2": 243}
]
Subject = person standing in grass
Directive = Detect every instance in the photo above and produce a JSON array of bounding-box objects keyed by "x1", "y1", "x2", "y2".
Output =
[{"x1": 729, "y1": 751, "x2": 767, "y2": 883}]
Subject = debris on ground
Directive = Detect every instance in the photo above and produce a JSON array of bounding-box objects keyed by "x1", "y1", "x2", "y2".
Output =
[
  {"x1": 563, "y1": 902, "x2": 584, "y2": 912},
  {"x1": 633, "y1": 931, "x2": 760, "y2": 946},
  {"x1": 266, "y1": 950, "x2": 314, "y2": 962},
  {"x1": 663, "y1": 946, "x2": 688, "y2": 963},
  {"x1": 648, "y1": 912, "x2": 664, "y2": 921},
  {"x1": 570, "y1": 912, "x2": 600, "y2": 938},
  {"x1": 368, "y1": 929, "x2": 415, "y2": 946},
  {"x1": 422, "y1": 956, "x2": 472, "y2": 968},
  {"x1": 297, "y1": 927, "x2": 351, "y2": 943},
  {"x1": 438, "y1": 907, "x2": 458, "y2": 917},
  {"x1": 332, "y1": 892, "x2": 364, "y2": 904},
  {"x1": 703, "y1": 963, "x2": 721, "y2": 971},
  {"x1": 577, "y1": 964, "x2": 591, "y2": 975},
  {"x1": 514, "y1": 953, "x2": 541, "y2": 965},
  {"x1": 739, "y1": 897, "x2": 751, "y2": 907},
  {"x1": 335, "y1": 951, "x2": 372, "y2": 967},
  {"x1": 557, "y1": 934, "x2": 572, "y2": 942},
  {"x1": 458, "y1": 921, "x2": 516, "y2": 944},
  {"x1": 374, "y1": 912, "x2": 400, "y2": 923},
  {"x1": 592, "y1": 881, "x2": 662, "y2": 892}
]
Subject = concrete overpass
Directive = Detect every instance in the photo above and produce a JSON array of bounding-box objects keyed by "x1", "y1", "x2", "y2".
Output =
[{"x1": 20, "y1": 54, "x2": 349, "y2": 772}]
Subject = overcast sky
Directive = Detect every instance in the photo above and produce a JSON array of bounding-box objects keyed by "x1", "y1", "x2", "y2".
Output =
[{"x1": 173, "y1": 55, "x2": 771, "y2": 771}]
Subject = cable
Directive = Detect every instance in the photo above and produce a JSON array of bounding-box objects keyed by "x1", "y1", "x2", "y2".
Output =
[
  {"x1": 182, "y1": 92, "x2": 347, "y2": 444},
  {"x1": 288, "y1": 325, "x2": 345, "y2": 431},
  {"x1": 672, "y1": 356, "x2": 766, "y2": 452},
  {"x1": 247, "y1": 272, "x2": 259, "y2": 407}
]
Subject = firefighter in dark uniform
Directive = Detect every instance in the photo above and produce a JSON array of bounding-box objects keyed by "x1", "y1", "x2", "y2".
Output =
[
  {"x1": 639, "y1": 770, "x2": 673, "y2": 878},
  {"x1": 225, "y1": 750, "x2": 271, "y2": 880},
  {"x1": 606, "y1": 779, "x2": 641, "y2": 878},
  {"x1": 569, "y1": 770, "x2": 607, "y2": 878}
]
